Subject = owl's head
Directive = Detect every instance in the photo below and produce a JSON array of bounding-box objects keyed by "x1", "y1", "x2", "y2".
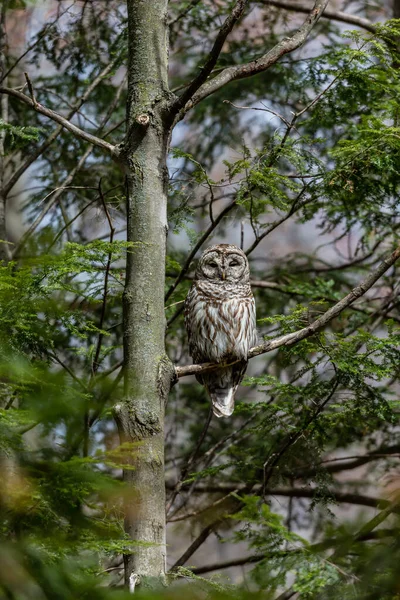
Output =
[{"x1": 196, "y1": 244, "x2": 250, "y2": 284}]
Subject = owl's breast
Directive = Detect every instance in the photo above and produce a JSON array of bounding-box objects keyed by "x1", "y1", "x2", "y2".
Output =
[{"x1": 185, "y1": 284, "x2": 256, "y2": 363}]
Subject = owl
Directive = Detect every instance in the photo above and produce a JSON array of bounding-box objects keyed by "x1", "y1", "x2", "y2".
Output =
[{"x1": 184, "y1": 244, "x2": 257, "y2": 418}]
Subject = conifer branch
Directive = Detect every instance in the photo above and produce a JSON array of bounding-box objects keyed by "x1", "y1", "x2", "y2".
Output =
[
  {"x1": 190, "y1": 529, "x2": 393, "y2": 575},
  {"x1": 170, "y1": 483, "x2": 392, "y2": 570},
  {"x1": 175, "y1": 245, "x2": 400, "y2": 379}
]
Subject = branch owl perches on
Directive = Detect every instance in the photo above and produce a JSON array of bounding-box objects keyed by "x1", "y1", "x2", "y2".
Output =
[{"x1": 184, "y1": 244, "x2": 257, "y2": 417}]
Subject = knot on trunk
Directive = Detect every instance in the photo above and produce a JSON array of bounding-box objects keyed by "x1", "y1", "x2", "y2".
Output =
[{"x1": 136, "y1": 113, "x2": 150, "y2": 126}]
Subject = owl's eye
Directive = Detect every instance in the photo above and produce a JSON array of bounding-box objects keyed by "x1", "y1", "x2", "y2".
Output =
[
  {"x1": 209, "y1": 261, "x2": 218, "y2": 268},
  {"x1": 229, "y1": 260, "x2": 240, "y2": 267}
]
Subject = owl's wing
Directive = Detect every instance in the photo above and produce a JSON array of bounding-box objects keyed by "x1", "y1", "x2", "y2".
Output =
[
  {"x1": 184, "y1": 284, "x2": 257, "y2": 417},
  {"x1": 184, "y1": 284, "x2": 201, "y2": 361},
  {"x1": 204, "y1": 295, "x2": 256, "y2": 417}
]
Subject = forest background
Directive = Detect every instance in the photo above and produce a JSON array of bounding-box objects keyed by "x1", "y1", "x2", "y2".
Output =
[{"x1": 1, "y1": 0, "x2": 400, "y2": 598}]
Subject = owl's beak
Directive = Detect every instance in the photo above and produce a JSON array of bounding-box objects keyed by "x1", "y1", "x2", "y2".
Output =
[{"x1": 221, "y1": 269, "x2": 226, "y2": 280}]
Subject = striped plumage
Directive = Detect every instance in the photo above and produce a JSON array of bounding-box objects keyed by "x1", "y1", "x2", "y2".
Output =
[{"x1": 184, "y1": 244, "x2": 257, "y2": 418}]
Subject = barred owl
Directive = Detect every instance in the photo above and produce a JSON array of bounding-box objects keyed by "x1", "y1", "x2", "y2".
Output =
[{"x1": 184, "y1": 244, "x2": 257, "y2": 418}]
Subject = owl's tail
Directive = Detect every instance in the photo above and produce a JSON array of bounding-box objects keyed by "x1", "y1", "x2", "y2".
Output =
[
  {"x1": 208, "y1": 386, "x2": 235, "y2": 418},
  {"x1": 199, "y1": 362, "x2": 247, "y2": 418}
]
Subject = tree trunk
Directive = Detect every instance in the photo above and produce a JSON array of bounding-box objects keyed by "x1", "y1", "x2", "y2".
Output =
[
  {"x1": 0, "y1": 0, "x2": 10, "y2": 263},
  {"x1": 114, "y1": 0, "x2": 173, "y2": 588}
]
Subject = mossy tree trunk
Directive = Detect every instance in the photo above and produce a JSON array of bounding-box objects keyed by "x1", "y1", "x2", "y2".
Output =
[{"x1": 114, "y1": 0, "x2": 173, "y2": 587}]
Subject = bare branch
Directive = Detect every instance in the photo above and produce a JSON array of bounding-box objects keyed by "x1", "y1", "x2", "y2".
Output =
[
  {"x1": 48, "y1": 183, "x2": 122, "y2": 251},
  {"x1": 260, "y1": 0, "x2": 377, "y2": 33},
  {"x1": 245, "y1": 190, "x2": 311, "y2": 256},
  {"x1": 24, "y1": 72, "x2": 37, "y2": 106},
  {"x1": 12, "y1": 149, "x2": 95, "y2": 257},
  {"x1": 170, "y1": 481, "x2": 391, "y2": 570},
  {"x1": 175, "y1": 245, "x2": 400, "y2": 379},
  {"x1": 0, "y1": 85, "x2": 118, "y2": 156},
  {"x1": 0, "y1": 3, "x2": 72, "y2": 83},
  {"x1": 178, "y1": 484, "x2": 388, "y2": 511},
  {"x1": 165, "y1": 199, "x2": 237, "y2": 301},
  {"x1": 167, "y1": 488, "x2": 240, "y2": 523},
  {"x1": 293, "y1": 444, "x2": 400, "y2": 479},
  {"x1": 47, "y1": 350, "x2": 88, "y2": 391},
  {"x1": 177, "y1": 0, "x2": 329, "y2": 115},
  {"x1": 166, "y1": 405, "x2": 213, "y2": 515},
  {"x1": 171, "y1": 521, "x2": 220, "y2": 569},
  {"x1": 192, "y1": 554, "x2": 263, "y2": 575},
  {"x1": 91, "y1": 180, "x2": 116, "y2": 376},
  {"x1": 12, "y1": 78, "x2": 126, "y2": 256},
  {"x1": 171, "y1": 0, "x2": 249, "y2": 113},
  {"x1": 168, "y1": 0, "x2": 202, "y2": 26}
]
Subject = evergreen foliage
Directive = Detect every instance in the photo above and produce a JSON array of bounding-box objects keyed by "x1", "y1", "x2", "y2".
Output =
[{"x1": 1, "y1": 1, "x2": 400, "y2": 598}]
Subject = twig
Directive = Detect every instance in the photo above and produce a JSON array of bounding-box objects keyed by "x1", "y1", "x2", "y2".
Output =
[
  {"x1": 262, "y1": 380, "x2": 339, "y2": 493},
  {"x1": 47, "y1": 351, "x2": 88, "y2": 391},
  {"x1": 12, "y1": 151, "x2": 95, "y2": 257},
  {"x1": 91, "y1": 179, "x2": 116, "y2": 376},
  {"x1": 168, "y1": 0, "x2": 202, "y2": 26},
  {"x1": 0, "y1": 3, "x2": 72, "y2": 83},
  {"x1": 190, "y1": 529, "x2": 394, "y2": 575},
  {"x1": 171, "y1": 520, "x2": 221, "y2": 570},
  {"x1": 2, "y1": 55, "x2": 122, "y2": 200},
  {"x1": 165, "y1": 199, "x2": 237, "y2": 301},
  {"x1": 224, "y1": 99, "x2": 292, "y2": 128},
  {"x1": 48, "y1": 184, "x2": 122, "y2": 251},
  {"x1": 166, "y1": 405, "x2": 213, "y2": 515},
  {"x1": 167, "y1": 488, "x2": 240, "y2": 523},
  {"x1": 167, "y1": 302, "x2": 185, "y2": 327},
  {"x1": 245, "y1": 190, "x2": 311, "y2": 256},
  {"x1": 24, "y1": 72, "x2": 37, "y2": 106},
  {"x1": 13, "y1": 75, "x2": 126, "y2": 257},
  {"x1": 88, "y1": 366, "x2": 124, "y2": 429}
]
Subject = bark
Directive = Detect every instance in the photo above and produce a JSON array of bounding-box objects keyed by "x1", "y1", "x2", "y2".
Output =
[
  {"x1": 113, "y1": 0, "x2": 173, "y2": 588},
  {"x1": 0, "y1": 0, "x2": 10, "y2": 263}
]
